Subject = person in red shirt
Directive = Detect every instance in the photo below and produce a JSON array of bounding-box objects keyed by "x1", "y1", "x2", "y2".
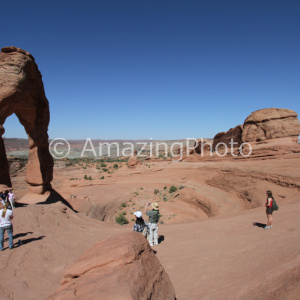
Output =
[{"x1": 264, "y1": 190, "x2": 274, "y2": 229}]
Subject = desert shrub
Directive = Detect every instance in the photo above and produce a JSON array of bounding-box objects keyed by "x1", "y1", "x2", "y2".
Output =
[
  {"x1": 100, "y1": 176, "x2": 104, "y2": 179},
  {"x1": 163, "y1": 197, "x2": 168, "y2": 201},
  {"x1": 84, "y1": 175, "x2": 88, "y2": 180},
  {"x1": 179, "y1": 185, "x2": 185, "y2": 190},
  {"x1": 96, "y1": 165, "x2": 100, "y2": 169},
  {"x1": 154, "y1": 189, "x2": 159, "y2": 195},
  {"x1": 115, "y1": 213, "x2": 129, "y2": 225},
  {"x1": 101, "y1": 162, "x2": 107, "y2": 168},
  {"x1": 164, "y1": 186, "x2": 167, "y2": 190},
  {"x1": 122, "y1": 211, "x2": 127, "y2": 215},
  {"x1": 160, "y1": 221, "x2": 164, "y2": 224},
  {"x1": 121, "y1": 202, "x2": 127, "y2": 208},
  {"x1": 113, "y1": 163, "x2": 119, "y2": 169},
  {"x1": 88, "y1": 176, "x2": 92, "y2": 180},
  {"x1": 102, "y1": 168, "x2": 108, "y2": 172},
  {"x1": 169, "y1": 185, "x2": 177, "y2": 193},
  {"x1": 131, "y1": 218, "x2": 135, "y2": 221}
]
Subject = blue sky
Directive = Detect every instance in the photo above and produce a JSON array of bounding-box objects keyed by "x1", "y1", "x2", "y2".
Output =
[{"x1": 1, "y1": 0, "x2": 300, "y2": 140}]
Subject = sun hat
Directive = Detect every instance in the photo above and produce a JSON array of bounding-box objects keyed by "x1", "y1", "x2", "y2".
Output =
[
  {"x1": 151, "y1": 202, "x2": 159, "y2": 210},
  {"x1": 134, "y1": 211, "x2": 143, "y2": 218}
]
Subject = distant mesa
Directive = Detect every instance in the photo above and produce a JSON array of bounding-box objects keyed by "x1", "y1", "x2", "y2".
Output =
[{"x1": 0, "y1": 46, "x2": 53, "y2": 194}]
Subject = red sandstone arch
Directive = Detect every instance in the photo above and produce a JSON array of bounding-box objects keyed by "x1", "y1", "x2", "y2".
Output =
[{"x1": 0, "y1": 47, "x2": 53, "y2": 194}]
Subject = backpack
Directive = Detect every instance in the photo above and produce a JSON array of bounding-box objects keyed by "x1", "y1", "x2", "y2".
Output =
[{"x1": 272, "y1": 198, "x2": 279, "y2": 211}]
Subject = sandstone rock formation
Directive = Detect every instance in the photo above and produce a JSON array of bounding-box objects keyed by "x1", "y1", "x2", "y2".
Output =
[
  {"x1": 127, "y1": 155, "x2": 140, "y2": 168},
  {"x1": 212, "y1": 108, "x2": 300, "y2": 151},
  {"x1": 213, "y1": 125, "x2": 243, "y2": 150},
  {"x1": 47, "y1": 232, "x2": 177, "y2": 300},
  {"x1": 242, "y1": 108, "x2": 300, "y2": 143},
  {"x1": 0, "y1": 46, "x2": 53, "y2": 193}
]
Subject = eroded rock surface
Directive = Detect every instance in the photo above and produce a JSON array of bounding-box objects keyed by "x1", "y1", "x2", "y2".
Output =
[
  {"x1": 0, "y1": 46, "x2": 53, "y2": 193},
  {"x1": 48, "y1": 232, "x2": 177, "y2": 300},
  {"x1": 242, "y1": 108, "x2": 300, "y2": 143},
  {"x1": 212, "y1": 108, "x2": 300, "y2": 151}
]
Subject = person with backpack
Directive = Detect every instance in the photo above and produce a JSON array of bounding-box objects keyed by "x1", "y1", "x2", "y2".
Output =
[
  {"x1": 264, "y1": 190, "x2": 277, "y2": 230},
  {"x1": 133, "y1": 211, "x2": 149, "y2": 238},
  {"x1": 145, "y1": 202, "x2": 160, "y2": 246},
  {"x1": 0, "y1": 202, "x2": 14, "y2": 250}
]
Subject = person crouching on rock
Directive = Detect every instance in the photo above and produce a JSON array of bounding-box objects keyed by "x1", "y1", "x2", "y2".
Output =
[
  {"x1": 133, "y1": 211, "x2": 149, "y2": 238},
  {"x1": 0, "y1": 202, "x2": 14, "y2": 250},
  {"x1": 145, "y1": 202, "x2": 160, "y2": 246},
  {"x1": 264, "y1": 190, "x2": 273, "y2": 229}
]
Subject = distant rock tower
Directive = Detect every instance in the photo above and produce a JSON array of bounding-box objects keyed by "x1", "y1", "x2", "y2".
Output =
[{"x1": 0, "y1": 46, "x2": 53, "y2": 194}]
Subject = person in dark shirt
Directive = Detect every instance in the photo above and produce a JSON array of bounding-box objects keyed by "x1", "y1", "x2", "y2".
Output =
[
  {"x1": 145, "y1": 202, "x2": 160, "y2": 246},
  {"x1": 133, "y1": 211, "x2": 149, "y2": 237}
]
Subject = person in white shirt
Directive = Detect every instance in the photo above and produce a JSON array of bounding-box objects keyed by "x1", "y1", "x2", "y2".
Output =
[
  {"x1": 7, "y1": 189, "x2": 15, "y2": 209},
  {"x1": 0, "y1": 202, "x2": 14, "y2": 250}
]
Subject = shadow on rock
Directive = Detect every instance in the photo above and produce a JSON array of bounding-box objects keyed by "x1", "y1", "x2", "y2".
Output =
[
  {"x1": 36, "y1": 189, "x2": 78, "y2": 212},
  {"x1": 158, "y1": 235, "x2": 165, "y2": 244},
  {"x1": 253, "y1": 222, "x2": 266, "y2": 228},
  {"x1": 13, "y1": 232, "x2": 33, "y2": 239},
  {"x1": 14, "y1": 202, "x2": 28, "y2": 208},
  {"x1": 19, "y1": 235, "x2": 45, "y2": 245}
]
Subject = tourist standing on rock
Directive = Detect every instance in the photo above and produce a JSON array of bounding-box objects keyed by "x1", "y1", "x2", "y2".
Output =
[
  {"x1": 0, "y1": 202, "x2": 14, "y2": 250},
  {"x1": 0, "y1": 190, "x2": 7, "y2": 205},
  {"x1": 7, "y1": 189, "x2": 15, "y2": 209},
  {"x1": 264, "y1": 190, "x2": 274, "y2": 229},
  {"x1": 145, "y1": 202, "x2": 160, "y2": 246},
  {"x1": 133, "y1": 211, "x2": 149, "y2": 237}
]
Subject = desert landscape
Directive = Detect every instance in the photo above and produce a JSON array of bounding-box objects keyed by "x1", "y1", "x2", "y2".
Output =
[{"x1": 0, "y1": 46, "x2": 300, "y2": 300}]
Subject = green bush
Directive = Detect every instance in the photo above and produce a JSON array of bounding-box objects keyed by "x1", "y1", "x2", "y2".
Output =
[
  {"x1": 121, "y1": 202, "x2": 127, "y2": 208},
  {"x1": 115, "y1": 213, "x2": 129, "y2": 225},
  {"x1": 113, "y1": 163, "x2": 119, "y2": 169},
  {"x1": 100, "y1": 176, "x2": 104, "y2": 179},
  {"x1": 154, "y1": 189, "x2": 159, "y2": 195},
  {"x1": 169, "y1": 185, "x2": 178, "y2": 193},
  {"x1": 84, "y1": 175, "x2": 88, "y2": 180},
  {"x1": 101, "y1": 162, "x2": 107, "y2": 168}
]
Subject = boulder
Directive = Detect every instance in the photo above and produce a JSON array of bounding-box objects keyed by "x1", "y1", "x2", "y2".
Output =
[
  {"x1": 47, "y1": 232, "x2": 177, "y2": 300},
  {"x1": 0, "y1": 46, "x2": 53, "y2": 193},
  {"x1": 127, "y1": 155, "x2": 140, "y2": 168},
  {"x1": 242, "y1": 108, "x2": 300, "y2": 143},
  {"x1": 213, "y1": 126, "x2": 243, "y2": 150}
]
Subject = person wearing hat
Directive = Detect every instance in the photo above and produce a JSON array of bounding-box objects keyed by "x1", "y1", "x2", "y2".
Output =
[
  {"x1": 133, "y1": 211, "x2": 149, "y2": 237},
  {"x1": 145, "y1": 202, "x2": 160, "y2": 246}
]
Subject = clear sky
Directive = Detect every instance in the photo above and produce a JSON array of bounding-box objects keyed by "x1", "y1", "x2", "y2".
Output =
[{"x1": 1, "y1": 0, "x2": 300, "y2": 140}]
